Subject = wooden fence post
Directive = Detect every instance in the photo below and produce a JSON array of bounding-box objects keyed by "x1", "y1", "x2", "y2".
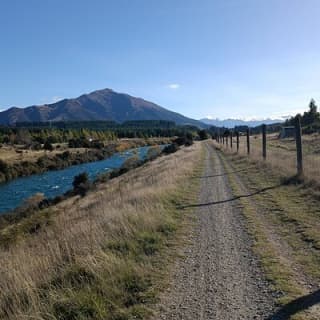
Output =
[
  {"x1": 246, "y1": 128, "x2": 250, "y2": 155},
  {"x1": 223, "y1": 136, "x2": 224, "y2": 145},
  {"x1": 230, "y1": 131, "x2": 233, "y2": 149},
  {"x1": 295, "y1": 117, "x2": 303, "y2": 176},
  {"x1": 262, "y1": 124, "x2": 267, "y2": 160},
  {"x1": 226, "y1": 134, "x2": 229, "y2": 147},
  {"x1": 236, "y1": 132, "x2": 239, "y2": 153}
]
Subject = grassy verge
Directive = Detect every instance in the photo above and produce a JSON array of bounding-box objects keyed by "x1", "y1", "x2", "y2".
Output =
[
  {"x1": 0, "y1": 143, "x2": 204, "y2": 320},
  {"x1": 218, "y1": 149, "x2": 320, "y2": 320}
]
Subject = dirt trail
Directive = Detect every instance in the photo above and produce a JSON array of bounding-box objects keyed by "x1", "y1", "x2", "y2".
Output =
[
  {"x1": 153, "y1": 143, "x2": 276, "y2": 320},
  {"x1": 218, "y1": 148, "x2": 320, "y2": 319}
]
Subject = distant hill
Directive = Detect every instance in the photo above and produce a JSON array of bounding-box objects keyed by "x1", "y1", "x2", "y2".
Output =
[
  {"x1": 0, "y1": 88, "x2": 204, "y2": 127},
  {"x1": 200, "y1": 117, "x2": 284, "y2": 128}
]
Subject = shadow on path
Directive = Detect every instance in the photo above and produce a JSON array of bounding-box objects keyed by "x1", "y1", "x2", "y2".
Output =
[
  {"x1": 193, "y1": 167, "x2": 256, "y2": 179},
  {"x1": 268, "y1": 289, "x2": 320, "y2": 320},
  {"x1": 178, "y1": 184, "x2": 281, "y2": 209}
]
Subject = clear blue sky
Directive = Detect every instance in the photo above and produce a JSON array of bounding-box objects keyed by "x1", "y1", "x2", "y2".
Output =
[{"x1": 1, "y1": 0, "x2": 320, "y2": 120}]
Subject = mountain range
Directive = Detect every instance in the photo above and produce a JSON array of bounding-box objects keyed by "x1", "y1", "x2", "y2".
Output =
[
  {"x1": 199, "y1": 117, "x2": 284, "y2": 128},
  {"x1": 0, "y1": 88, "x2": 203, "y2": 127}
]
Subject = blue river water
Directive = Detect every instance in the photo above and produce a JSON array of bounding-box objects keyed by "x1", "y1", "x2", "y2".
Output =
[{"x1": 0, "y1": 146, "x2": 152, "y2": 214}]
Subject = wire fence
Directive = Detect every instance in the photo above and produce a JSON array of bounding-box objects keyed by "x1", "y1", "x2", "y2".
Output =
[{"x1": 215, "y1": 120, "x2": 320, "y2": 182}]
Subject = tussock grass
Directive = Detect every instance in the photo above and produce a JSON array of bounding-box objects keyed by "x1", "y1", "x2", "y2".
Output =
[
  {"x1": 218, "y1": 133, "x2": 320, "y2": 185},
  {"x1": 0, "y1": 143, "x2": 202, "y2": 319}
]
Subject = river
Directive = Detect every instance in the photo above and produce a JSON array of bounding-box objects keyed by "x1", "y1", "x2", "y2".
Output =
[{"x1": 0, "y1": 146, "x2": 152, "y2": 214}]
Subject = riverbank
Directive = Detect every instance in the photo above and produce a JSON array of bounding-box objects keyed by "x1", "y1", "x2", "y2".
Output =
[{"x1": 0, "y1": 138, "x2": 172, "y2": 183}]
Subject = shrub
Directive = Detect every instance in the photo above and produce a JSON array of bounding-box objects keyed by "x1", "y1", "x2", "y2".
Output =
[
  {"x1": 184, "y1": 138, "x2": 193, "y2": 146},
  {"x1": 162, "y1": 143, "x2": 179, "y2": 155},
  {"x1": 72, "y1": 172, "x2": 90, "y2": 196},
  {"x1": 91, "y1": 141, "x2": 104, "y2": 149},
  {"x1": 0, "y1": 159, "x2": 9, "y2": 174},
  {"x1": 58, "y1": 151, "x2": 71, "y2": 160},
  {"x1": 43, "y1": 140, "x2": 54, "y2": 151},
  {"x1": 173, "y1": 134, "x2": 193, "y2": 147},
  {"x1": 198, "y1": 129, "x2": 210, "y2": 140},
  {"x1": 30, "y1": 142, "x2": 42, "y2": 150}
]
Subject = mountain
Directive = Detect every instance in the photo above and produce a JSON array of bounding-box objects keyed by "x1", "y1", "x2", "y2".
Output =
[
  {"x1": 200, "y1": 117, "x2": 284, "y2": 128},
  {"x1": 0, "y1": 88, "x2": 203, "y2": 127}
]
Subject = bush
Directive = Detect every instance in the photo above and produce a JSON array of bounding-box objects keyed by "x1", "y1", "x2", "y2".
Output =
[
  {"x1": 58, "y1": 151, "x2": 71, "y2": 160},
  {"x1": 91, "y1": 141, "x2": 104, "y2": 149},
  {"x1": 30, "y1": 142, "x2": 42, "y2": 150},
  {"x1": 173, "y1": 135, "x2": 193, "y2": 146},
  {"x1": 184, "y1": 138, "x2": 193, "y2": 146},
  {"x1": 43, "y1": 140, "x2": 54, "y2": 151},
  {"x1": 198, "y1": 129, "x2": 210, "y2": 140},
  {"x1": 0, "y1": 159, "x2": 9, "y2": 174},
  {"x1": 162, "y1": 144, "x2": 179, "y2": 155},
  {"x1": 72, "y1": 172, "x2": 90, "y2": 196},
  {"x1": 68, "y1": 138, "x2": 90, "y2": 148}
]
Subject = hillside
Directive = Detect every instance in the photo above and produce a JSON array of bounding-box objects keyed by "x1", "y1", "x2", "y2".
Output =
[{"x1": 0, "y1": 89, "x2": 203, "y2": 127}]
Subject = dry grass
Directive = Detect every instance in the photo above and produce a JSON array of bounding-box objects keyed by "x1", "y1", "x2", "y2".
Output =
[
  {"x1": 0, "y1": 143, "x2": 202, "y2": 319},
  {"x1": 0, "y1": 144, "x2": 77, "y2": 163},
  {"x1": 219, "y1": 149, "x2": 320, "y2": 320},
  {"x1": 218, "y1": 132, "x2": 320, "y2": 183}
]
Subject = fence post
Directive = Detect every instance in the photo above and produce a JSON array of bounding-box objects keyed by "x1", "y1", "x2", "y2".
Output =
[
  {"x1": 230, "y1": 131, "x2": 233, "y2": 149},
  {"x1": 236, "y1": 132, "x2": 239, "y2": 153},
  {"x1": 226, "y1": 134, "x2": 229, "y2": 147},
  {"x1": 223, "y1": 136, "x2": 224, "y2": 145},
  {"x1": 262, "y1": 124, "x2": 267, "y2": 160},
  {"x1": 246, "y1": 128, "x2": 250, "y2": 155},
  {"x1": 295, "y1": 117, "x2": 303, "y2": 176}
]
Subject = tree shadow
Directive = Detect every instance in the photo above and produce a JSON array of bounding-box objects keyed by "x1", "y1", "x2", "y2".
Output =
[
  {"x1": 268, "y1": 289, "x2": 320, "y2": 319},
  {"x1": 193, "y1": 167, "x2": 256, "y2": 179},
  {"x1": 178, "y1": 184, "x2": 281, "y2": 209}
]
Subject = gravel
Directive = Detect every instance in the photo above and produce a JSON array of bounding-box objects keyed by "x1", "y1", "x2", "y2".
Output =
[{"x1": 152, "y1": 143, "x2": 276, "y2": 320}]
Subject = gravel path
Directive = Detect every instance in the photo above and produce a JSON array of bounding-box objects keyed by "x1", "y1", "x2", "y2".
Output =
[{"x1": 153, "y1": 143, "x2": 276, "y2": 320}]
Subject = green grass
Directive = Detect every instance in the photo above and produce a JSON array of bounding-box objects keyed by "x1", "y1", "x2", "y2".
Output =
[{"x1": 0, "y1": 208, "x2": 54, "y2": 248}]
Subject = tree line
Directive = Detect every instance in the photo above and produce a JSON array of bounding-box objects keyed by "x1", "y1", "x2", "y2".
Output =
[
  {"x1": 0, "y1": 120, "x2": 202, "y2": 147},
  {"x1": 285, "y1": 99, "x2": 320, "y2": 133}
]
